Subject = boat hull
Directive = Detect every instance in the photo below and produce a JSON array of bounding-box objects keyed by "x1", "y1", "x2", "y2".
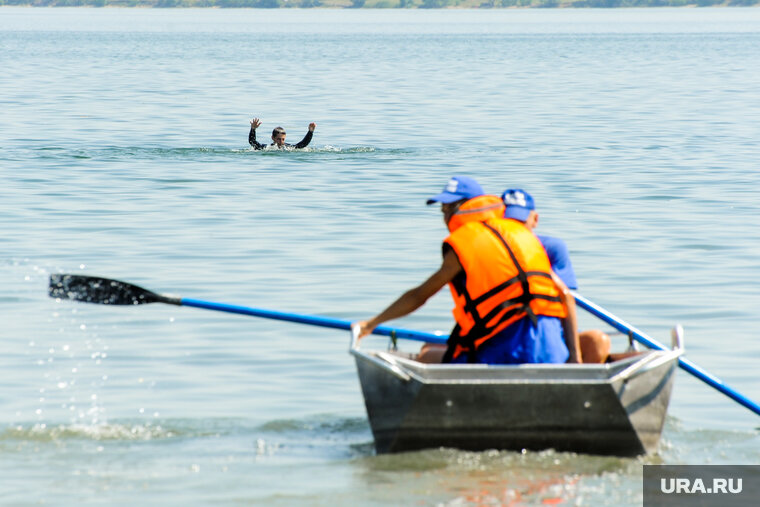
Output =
[{"x1": 352, "y1": 328, "x2": 682, "y2": 456}]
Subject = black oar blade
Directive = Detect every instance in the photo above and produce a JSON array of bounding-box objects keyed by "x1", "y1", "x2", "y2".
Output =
[{"x1": 49, "y1": 274, "x2": 167, "y2": 306}]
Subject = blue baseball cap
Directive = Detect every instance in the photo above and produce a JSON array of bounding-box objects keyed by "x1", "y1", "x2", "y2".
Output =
[
  {"x1": 501, "y1": 188, "x2": 535, "y2": 222},
  {"x1": 426, "y1": 176, "x2": 484, "y2": 205}
]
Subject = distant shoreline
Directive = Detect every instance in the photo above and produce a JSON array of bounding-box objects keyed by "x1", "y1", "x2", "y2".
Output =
[{"x1": 3, "y1": 1, "x2": 758, "y2": 8}]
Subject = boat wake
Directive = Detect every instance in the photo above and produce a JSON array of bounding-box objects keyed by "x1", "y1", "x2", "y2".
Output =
[
  {"x1": 0, "y1": 421, "x2": 181, "y2": 442},
  {"x1": 254, "y1": 414, "x2": 373, "y2": 458},
  {"x1": 0, "y1": 415, "x2": 373, "y2": 457},
  {"x1": 256, "y1": 414, "x2": 368, "y2": 435}
]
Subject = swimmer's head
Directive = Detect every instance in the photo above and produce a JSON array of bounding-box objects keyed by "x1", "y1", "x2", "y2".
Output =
[{"x1": 272, "y1": 127, "x2": 287, "y2": 146}]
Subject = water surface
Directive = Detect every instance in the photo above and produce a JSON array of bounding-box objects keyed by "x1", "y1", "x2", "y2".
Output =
[{"x1": 2, "y1": 7, "x2": 759, "y2": 505}]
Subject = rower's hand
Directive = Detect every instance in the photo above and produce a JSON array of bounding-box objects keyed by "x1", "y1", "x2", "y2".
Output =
[
  {"x1": 355, "y1": 320, "x2": 375, "y2": 339},
  {"x1": 250, "y1": 118, "x2": 262, "y2": 129},
  {"x1": 308, "y1": 122, "x2": 316, "y2": 132}
]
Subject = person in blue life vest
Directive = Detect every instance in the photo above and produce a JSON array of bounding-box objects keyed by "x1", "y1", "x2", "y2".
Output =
[
  {"x1": 501, "y1": 188, "x2": 611, "y2": 363},
  {"x1": 355, "y1": 176, "x2": 582, "y2": 366},
  {"x1": 249, "y1": 117, "x2": 316, "y2": 150}
]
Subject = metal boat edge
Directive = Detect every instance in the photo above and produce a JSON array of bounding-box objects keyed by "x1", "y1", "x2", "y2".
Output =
[{"x1": 349, "y1": 324, "x2": 684, "y2": 385}]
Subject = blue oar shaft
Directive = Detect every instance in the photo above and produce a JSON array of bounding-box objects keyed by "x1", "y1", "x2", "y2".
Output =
[
  {"x1": 180, "y1": 298, "x2": 447, "y2": 345},
  {"x1": 574, "y1": 293, "x2": 760, "y2": 417}
]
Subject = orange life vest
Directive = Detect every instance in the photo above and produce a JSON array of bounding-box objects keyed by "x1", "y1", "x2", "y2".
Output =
[{"x1": 443, "y1": 198, "x2": 566, "y2": 360}]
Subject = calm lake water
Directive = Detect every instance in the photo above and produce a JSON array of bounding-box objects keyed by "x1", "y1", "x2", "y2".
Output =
[{"x1": 2, "y1": 6, "x2": 759, "y2": 505}]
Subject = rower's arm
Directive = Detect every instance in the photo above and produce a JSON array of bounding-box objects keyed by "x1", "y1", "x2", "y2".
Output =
[
  {"x1": 356, "y1": 250, "x2": 462, "y2": 338},
  {"x1": 551, "y1": 270, "x2": 581, "y2": 363}
]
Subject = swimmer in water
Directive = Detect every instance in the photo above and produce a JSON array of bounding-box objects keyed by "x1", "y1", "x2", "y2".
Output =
[{"x1": 248, "y1": 117, "x2": 316, "y2": 150}]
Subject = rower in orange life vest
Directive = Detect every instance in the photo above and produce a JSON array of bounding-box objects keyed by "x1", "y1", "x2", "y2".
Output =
[{"x1": 355, "y1": 176, "x2": 581, "y2": 365}]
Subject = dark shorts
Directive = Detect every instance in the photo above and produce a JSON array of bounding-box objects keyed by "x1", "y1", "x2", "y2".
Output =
[{"x1": 448, "y1": 315, "x2": 569, "y2": 365}]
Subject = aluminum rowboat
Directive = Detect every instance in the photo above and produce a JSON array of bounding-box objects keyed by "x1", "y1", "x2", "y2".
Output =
[{"x1": 350, "y1": 326, "x2": 684, "y2": 456}]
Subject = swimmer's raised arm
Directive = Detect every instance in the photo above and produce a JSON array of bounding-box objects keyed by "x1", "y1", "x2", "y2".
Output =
[{"x1": 249, "y1": 118, "x2": 266, "y2": 150}]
